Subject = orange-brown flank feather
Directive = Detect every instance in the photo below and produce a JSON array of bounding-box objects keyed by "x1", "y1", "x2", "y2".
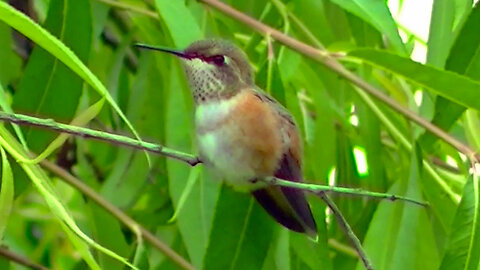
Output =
[
  {"x1": 150, "y1": 38, "x2": 317, "y2": 237},
  {"x1": 229, "y1": 90, "x2": 283, "y2": 177}
]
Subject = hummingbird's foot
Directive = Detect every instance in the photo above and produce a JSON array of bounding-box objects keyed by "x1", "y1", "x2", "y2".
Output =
[{"x1": 249, "y1": 177, "x2": 259, "y2": 184}]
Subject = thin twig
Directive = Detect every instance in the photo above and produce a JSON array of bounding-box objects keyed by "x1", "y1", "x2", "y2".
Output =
[
  {"x1": 39, "y1": 160, "x2": 195, "y2": 270},
  {"x1": 0, "y1": 247, "x2": 49, "y2": 270},
  {"x1": 265, "y1": 177, "x2": 427, "y2": 207},
  {"x1": 0, "y1": 112, "x2": 200, "y2": 166},
  {"x1": 198, "y1": 0, "x2": 480, "y2": 163},
  {"x1": 319, "y1": 193, "x2": 374, "y2": 270},
  {"x1": 430, "y1": 156, "x2": 461, "y2": 174},
  {"x1": 0, "y1": 111, "x2": 426, "y2": 206}
]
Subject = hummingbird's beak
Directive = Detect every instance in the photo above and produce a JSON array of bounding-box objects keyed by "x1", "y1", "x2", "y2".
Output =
[{"x1": 134, "y1": 43, "x2": 190, "y2": 59}]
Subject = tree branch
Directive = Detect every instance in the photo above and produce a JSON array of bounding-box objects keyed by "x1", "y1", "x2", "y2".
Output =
[
  {"x1": 39, "y1": 160, "x2": 195, "y2": 270},
  {"x1": 0, "y1": 111, "x2": 426, "y2": 270},
  {"x1": 265, "y1": 177, "x2": 427, "y2": 207},
  {"x1": 0, "y1": 247, "x2": 49, "y2": 270},
  {"x1": 0, "y1": 111, "x2": 426, "y2": 206},
  {"x1": 0, "y1": 112, "x2": 200, "y2": 166},
  {"x1": 197, "y1": 0, "x2": 480, "y2": 163},
  {"x1": 319, "y1": 194, "x2": 374, "y2": 270}
]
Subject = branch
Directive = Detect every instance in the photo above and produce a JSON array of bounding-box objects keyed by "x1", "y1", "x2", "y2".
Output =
[
  {"x1": 0, "y1": 111, "x2": 426, "y2": 206},
  {"x1": 0, "y1": 247, "x2": 49, "y2": 270},
  {"x1": 198, "y1": 0, "x2": 480, "y2": 163},
  {"x1": 0, "y1": 112, "x2": 200, "y2": 166},
  {"x1": 39, "y1": 160, "x2": 195, "y2": 270},
  {"x1": 0, "y1": 112, "x2": 427, "y2": 270},
  {"x1": 319, "y1": 194, "x2": 374, "y2": 270},
  {"x1": 265, "y1": 177, "x2": 427, "y2": 207}
]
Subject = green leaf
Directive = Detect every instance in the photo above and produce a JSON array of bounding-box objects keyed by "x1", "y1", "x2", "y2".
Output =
[
  {"x1": 12, "y1": 0, "x2": 91, "y2": 152},
  {"x1": 445, "y1": 3, "x2": 480, "y2": 75},
  {"x1": 348, "y1": 49, "x2": 480, "y2": 112},
  {"x1": 290, "y1": 0, "x2": 336, "y2": 46},
  {"x1": 0, "y1": 19, "x2": 21, "y2": 86},
  {"x1": 165, "y1": 64, "x2": 219, "y2": 268},
  {"x1": 0, "y1": 83, "x2": 27, "y2": 149},
  {"x1": 155, "y1": 0, "x2": 203, "y2": 47},
  {"x1": 257, "y1": 58, "x2": 286, "y2": 106},
  {"x1": 87, "y1": 199, "x2": 130, "y2": 269},
  {"x1": 19, "y1": 98, "x2": 105, "y2": 164},
  {"x1": 426, "y1": 0, "x2": 455, "y2": 67},
  {"x1": 0, "y1": 126, "x2": 136, "y2": 269},
  {"x1": 0, "y1": 1, "x2": 145, "y2": 158},
  {"x1": 465, "y1": 110, "x2": 480, "y2": 151},
  {"x1": 439, "y1": 170, "x2": 480, "y2": 270},
  {"x1": 155, "y1": 3, "x2": 215, "y2": 267},
  {"x1": 359, "y1": 145, "x2": 439, "y2": 270},
  {"x1": 346, "y1": 11, "x2": 382, "y2": 48},
  {"x1": 133, "y1": 240, "x2": 149, "y2": 270},
  {"x1": 290, "y1": 230, "x2": 331, "y2": 270},
  {"x1": 60, "y1": 222, "x2": 102, "y2": 270},
  {"x1": 421, "y1": 3, "x2": 480, "y2": 148},
  {"x1": 203, "y1": 185, "x2": 275, "y2": 270},
  {"x1": 0, "y1": 146, "x2": 13, "y2": 242},
  {"x1": 329, "y1": 0, "x2": 405, "y2": 53},
  {"x1": 168, "y1": 166, "x2": 201, "y2": 222}
]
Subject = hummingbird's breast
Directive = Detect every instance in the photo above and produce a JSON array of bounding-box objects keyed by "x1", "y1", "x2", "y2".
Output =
[{"x1": 195, "y1": 90, "x2": 284, "y2": 188}]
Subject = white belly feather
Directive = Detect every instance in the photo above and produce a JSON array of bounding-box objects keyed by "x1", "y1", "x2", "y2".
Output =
[{"x1": 195, "y1": 97, "x2": 257, "y2": 186}]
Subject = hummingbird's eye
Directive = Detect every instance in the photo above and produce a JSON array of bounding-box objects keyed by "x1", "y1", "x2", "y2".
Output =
[{"x1": 211, "y1": 55, "x2": 225, "y2": 66}]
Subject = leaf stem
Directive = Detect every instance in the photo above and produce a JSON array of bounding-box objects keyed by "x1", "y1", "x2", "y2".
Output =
[{"x1": 0, "y1": 247, "x2": 49, "y2": 270}]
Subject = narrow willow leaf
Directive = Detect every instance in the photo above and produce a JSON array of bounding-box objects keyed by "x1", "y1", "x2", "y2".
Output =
[
  {"x1": 426, "y1": 0, "x2": 455, "y2": 67},
  {"x1": 257, "y1": 58, "x2": 286, "y2": 106},
  {"x1": 0, "y1": 83, "x2": 27, "y2": 149},
  {"x1": 0, "y1": 1, "x2": 148, "y2": 163},
  {"x1": 155, "y1": 0, "x2": 202, "y2": 47},
  {"x1": 156, "y1": 2, "x2": 211, "y2": 267},
  {"x1": 359, "y1": 145, "x2": 439, "y2": 270},
  {"x1": 445, "y1": 3, "x2": 480, "y2": 75},
  {"x1": 13, "y1": 0, "x2": 90, "y2": 154},
  {"x1": 0, "y1": 126, "x2": 137, "y2": 269},
  {"x1": 440, "y1": 169, "x2": 480, "y2": 270},
  {"x1": 60, "y1": 222, "x2": 101, "y2": 270},
  {"x1": 87, "y1": 199, "x2": 131, "y2": 269},
  {"x1": 203, "y1": 185, "x2": 275, "y2": 270},
  {"x1": 165, "y1": 66, "x2": 220, "y2": 267},
  {"x1": 329, "y1": 0, "x2": 405, "y2": 53},
  {"x1": 168, "y1": 165, "x2": 201, "y2": 222},
  {"x1": 0, "y1": 16, "x2": 21, "y2": 85},
  {"x1": 0, "y1": 146, "x2": 13, "y2": 242},
  {"x1": 132, "y1": 229, "x2": 149, "y2": 270},
  {"x1": 18, "y1": 98, "x2": 105, "y2": 164},
  {"x1": 348, "y1": 49, "x2": 480, "y2": 112},
  {"x1": 465, "y1": 110, "x2": 480, "y2": 151},
  {"x1": 421, "y1": 3, "x2": 480, "y2": 148}
]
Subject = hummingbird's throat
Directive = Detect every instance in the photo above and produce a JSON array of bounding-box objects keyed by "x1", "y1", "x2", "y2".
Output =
[{"x1": 183, "y1": 58, "x2": 231, "y2": 104}]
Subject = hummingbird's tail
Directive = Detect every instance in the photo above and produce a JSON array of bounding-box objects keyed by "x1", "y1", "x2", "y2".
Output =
[{"x1": 252, "y1": 185, "x2": 317, "y2": 239}]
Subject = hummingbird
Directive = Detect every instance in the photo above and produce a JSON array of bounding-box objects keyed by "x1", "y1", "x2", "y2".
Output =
[{"x1": 136, "y1": 39, "x2": 317, "y2": 238}]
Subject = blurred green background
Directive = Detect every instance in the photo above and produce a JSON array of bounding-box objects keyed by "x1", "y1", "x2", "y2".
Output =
[{"x1": 0, "y1": 0, "x2": 479, "y2": 269}]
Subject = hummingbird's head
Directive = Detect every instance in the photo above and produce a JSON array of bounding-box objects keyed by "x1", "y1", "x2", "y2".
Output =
[{"x1": 136, "y1": 39, "x2": 254, "y2": 104}]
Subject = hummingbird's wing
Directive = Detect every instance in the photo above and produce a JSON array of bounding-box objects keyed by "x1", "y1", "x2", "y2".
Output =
[
  {"x1": 251, "y1": 89, "x2": 317, "y2": 238},
  {"x1": 252, "y1": 153, "x2": 318, "y2": 238}
]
